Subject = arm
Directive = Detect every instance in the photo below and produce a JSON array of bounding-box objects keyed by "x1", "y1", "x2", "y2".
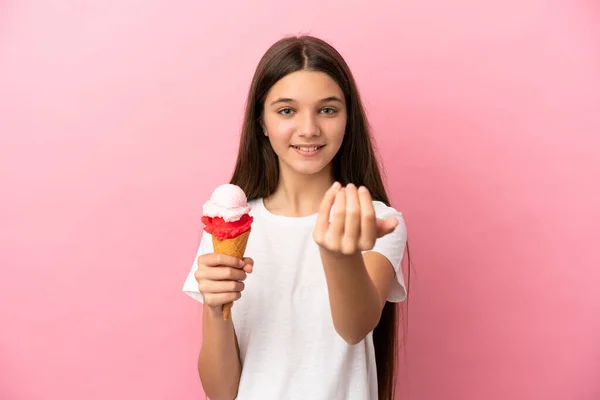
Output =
[
  {"x1": 198, "y1": 306, "x2": 241, "y2": 400},
  {"x1": 194, "y1": 253, "x2": 253, "y2": 400},
  {"x1": 314, "y1": 182, "x2": 399, "y2": 344},
  {"x1": 320, "y1": 249, "x2": 394, "y2": 344}
]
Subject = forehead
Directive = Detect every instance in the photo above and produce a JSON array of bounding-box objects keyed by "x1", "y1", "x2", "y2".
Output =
[{"x1": 265, "y1": 70, "x2": 344, "y2": 102}]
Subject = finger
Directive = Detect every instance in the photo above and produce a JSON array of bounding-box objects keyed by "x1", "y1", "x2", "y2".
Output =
[
  {"x1": 242, "y1": 257, "x2": 254, "y2": 273},
  {"x1": 376, "y1": 216, "x2": 399, "y2": 238},
  {"x1": 314, "y1": 182, "x2": 341, "y2": 242},
  {"x1": 357, "y1": 186, "x2": 377, "y2": 250},
  {"x1": 199, "y1": 253, "x2": 245, "y2": 269},
  {"x1": 342, "y1": 184, "x2": 360, "y2": 254},
  {"x1": 198, "y1": 280, "x2": 245, "y2": 294},
  {"x1": 203, "y1": 292, "x2": 242, "y2": 307},
  {"x1": 326, "y1": 188, "x2": 346, "y2": 251},
  {"x1": 200, "y1": 266, "x2": 247, "y2": 281}
]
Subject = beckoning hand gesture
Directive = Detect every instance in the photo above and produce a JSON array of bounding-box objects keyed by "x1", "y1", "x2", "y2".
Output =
[{"x1": 313, "y1": 182, "x2": 399, "y2": 256}]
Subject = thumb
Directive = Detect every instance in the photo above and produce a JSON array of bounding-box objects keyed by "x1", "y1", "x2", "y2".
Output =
[{"x1": 375, "y1": 217, "x2": 399, "y2": 238}]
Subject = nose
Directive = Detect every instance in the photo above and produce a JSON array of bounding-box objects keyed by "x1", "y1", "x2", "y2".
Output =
[{"x1": 297, "y1": 112, "x2": 320, "y2": 138}]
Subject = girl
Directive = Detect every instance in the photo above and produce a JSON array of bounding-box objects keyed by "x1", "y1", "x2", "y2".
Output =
[{"x1": 183, "y1": 35, "x2": 409, "y2": 400}]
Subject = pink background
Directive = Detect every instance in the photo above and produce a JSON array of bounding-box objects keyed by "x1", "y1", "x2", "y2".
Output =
[{"x1": 1, "y1": 1, "x2": 599, "y2": 399}]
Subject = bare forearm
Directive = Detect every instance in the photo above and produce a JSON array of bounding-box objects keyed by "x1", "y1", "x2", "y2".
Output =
[
  {"x1": 198, "y1": 305, "x2": 241, "y2": 400},
  {"x1": 321, "y1": 250, "x2": 383, "y2": 344}
]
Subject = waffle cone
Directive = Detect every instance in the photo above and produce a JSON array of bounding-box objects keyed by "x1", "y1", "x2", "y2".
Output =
[{"x1": 212, "y1": 230, "x2": 250, "y2": 320}]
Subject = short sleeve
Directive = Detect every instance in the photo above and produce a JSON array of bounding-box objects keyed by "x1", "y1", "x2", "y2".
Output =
[
  {"x1": 369, "y1": 202, "x2": 408, "y2": 303},
  {"x1": 182, "y1": 230, "x2": 214, "y2": 303}
]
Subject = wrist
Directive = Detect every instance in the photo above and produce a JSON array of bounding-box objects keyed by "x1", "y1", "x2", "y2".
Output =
[
  {"x1": 204, "y1": 304, "x2": 225, "y2": 319},
  {"x1": 319, "y1": 246, "x2": 363, "y2": 264}
]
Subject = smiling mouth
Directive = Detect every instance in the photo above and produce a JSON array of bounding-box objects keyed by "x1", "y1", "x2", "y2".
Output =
[{"x1": 291, "y1": 145, "x2": 325, "y2": 151}]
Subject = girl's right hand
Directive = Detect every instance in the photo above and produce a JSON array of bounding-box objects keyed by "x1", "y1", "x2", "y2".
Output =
[{"x1": 194, "y1": 253, "x2": 254, "y2": 312}]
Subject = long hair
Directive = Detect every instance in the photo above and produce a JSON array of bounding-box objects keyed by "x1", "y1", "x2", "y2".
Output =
[{"x1": 230, "y1": 35, "x2": 410, "y2": 400}]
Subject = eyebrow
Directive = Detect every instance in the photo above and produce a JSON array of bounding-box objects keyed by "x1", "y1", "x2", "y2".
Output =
[{"x1": 269, "y1": 96, "x2": 345, "y2": 106}]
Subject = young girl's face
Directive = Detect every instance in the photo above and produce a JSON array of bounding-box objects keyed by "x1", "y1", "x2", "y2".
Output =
[{"x1": 261, "y1": 70, "x2": 347, "y2": 179}]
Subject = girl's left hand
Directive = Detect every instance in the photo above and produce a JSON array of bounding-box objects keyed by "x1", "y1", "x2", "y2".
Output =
[{"x1": 313, "y1": 182, "x2": 399, "y2": 256}]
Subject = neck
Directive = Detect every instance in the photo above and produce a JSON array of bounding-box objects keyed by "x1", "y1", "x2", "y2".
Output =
[{"x1": 264, "y1": 163, "x2": 334, "y2": 217}]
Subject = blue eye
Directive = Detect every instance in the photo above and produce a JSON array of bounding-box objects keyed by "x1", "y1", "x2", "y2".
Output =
[
  {"x1": 321, "y1": 107, "x2": 337, "y2": 115},
  {"x1": 278, "y1": 108, "x2": 294, "y2": 116}
]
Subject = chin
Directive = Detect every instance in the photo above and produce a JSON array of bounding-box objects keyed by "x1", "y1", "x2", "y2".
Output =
[{"x1": 286, "y1": 161, "x2": 332, "y2": 177}]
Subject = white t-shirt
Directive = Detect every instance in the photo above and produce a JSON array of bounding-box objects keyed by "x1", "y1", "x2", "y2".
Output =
[{"x1": 182, "y1": 198, "x2": 407, "y2": 400}]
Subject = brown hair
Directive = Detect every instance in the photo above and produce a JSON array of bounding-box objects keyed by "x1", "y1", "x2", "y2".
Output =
[{"x1": 230, "y1": 35, "x2": 410, "y2": 400}]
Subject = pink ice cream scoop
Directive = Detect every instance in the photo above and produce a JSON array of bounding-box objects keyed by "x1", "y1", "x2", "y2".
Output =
[{"x1": 202, "y1": 184, "x2": 251, "y2": 222}]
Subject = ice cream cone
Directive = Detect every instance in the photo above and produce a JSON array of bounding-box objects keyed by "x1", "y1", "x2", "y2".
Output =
[
  {"x1": 211, "y1": 230, "x2": 251, "y2": 320},
  {"x1": 202, "y1": 184, "x2": 254, "y2": 321}
]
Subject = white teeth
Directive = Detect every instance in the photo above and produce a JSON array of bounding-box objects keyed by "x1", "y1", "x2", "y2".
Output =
[{"x1": 294, "y1": 146, "x2": 321, "y2": 152}]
